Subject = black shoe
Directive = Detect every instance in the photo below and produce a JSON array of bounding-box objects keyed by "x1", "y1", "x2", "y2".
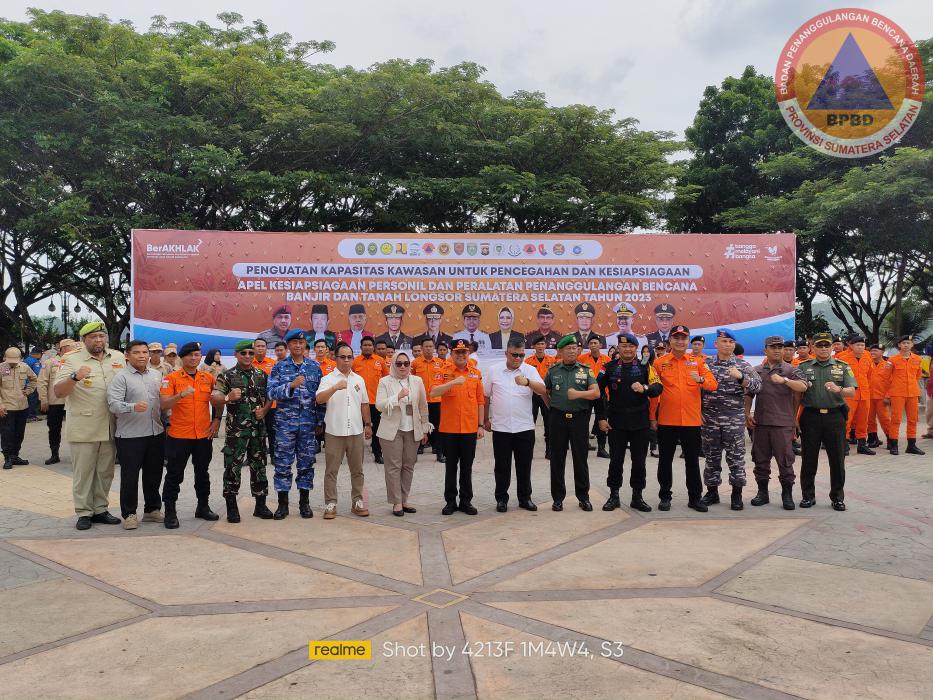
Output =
[
  {"x1": 751, "y1": 480, "x2": 770, "y2": 506},
  {"x1": 579, "y1": 500, "x2": 593, "y2": 511},
  {"x1": 843, "y1": 443, "x2": 850, "y2": 456},
  {"x1": 392, "y1": 508, "x2": 404, "y2": 516},
  {"x1": 402, "y1": 506, "x2": 417, "y2": 513},
  {"x1": 856, "y1": 439, "x2": 875, "y2": 455},
  {"x1": 253, "y1": 495, "x2": 274, "y2": 519},
  {"x1": 2, "y1": 458, "x2": 11, "y2": 470},
  {"x1": 225, "y1": 495, "x2": 241, "y2": 523},
  {"x1": 831, "y1": 500, "x2": 846, "y2": 511},
  {"x1": 45, "y1": 453, "x2": 60, "y2": 465},
  {"x1": 650, "y1": 450, "x2": 659, "y2": 458},
  {"x1": 602, "y1": 490, "x2": 621, "y2": 511},
  {"x1": 630, "y1": 491, "x2": 652, "y2": 512},
  {"x1": 518, "y1": 499, "x2": 537, "y2": 511},
  {"x1": 442, "y1": 502, "x2": 457, "y2": 515},
  {"x1": 551, "y1": 501, "x2": 563, "y2": 512},
  {"x1": 90, "y1": 511, "x2": 120, "y2": 524},
  {"x1": 496, "y1": 500, "x2": 508, "y2": 513},
  {"x1": 11, "y1": 456, "x2": 28, "y2": 465},
  {"x1": 164, "y1": 506, "x2": 179, "y2": 529},
  {"x1": 75, "y1": 516, "x2": 92, "y2": 530},
  {"x1": 195, "y1": 502, "x2": 219, "y2": 521},
  {"x1": 799, "y1": 497, "x2": 816, "y2": 508},
  {"x1": 273, "y1": 492, "x2": 289, "y2": 520},
  {"x1": 298, "y1": 489, "x2": 313, "y2": 518},
  {"x1": 458, "y1": 502, "x2": 478, "y2": 515},
  {"x1": 596, "y1": 448, "x2": 610, "y2": 459},
  {"x1": 781, "y1": 483, "x2": 795, "y2": 510},
  {"x1": 374, "y1": 455, "x2": 384, "y2": 464},
  {"x1": 687, "y1": 499, "x2": 708, "y2": 512},
  {"x1": 730, "y1": 486, "x2": 743, "y2": 511},
  {"x1": 848, "y1": 435, "x2": 857, "y2": 445},
  {"x1": 658, "y1": 499, "x2": 671, "y2": 511},
  {"x1": 417, "y1": 444, "x2": 424, "y2": 454},
  {"x1": 436, "y1": 454, "x2": 447, "y2": 463},
  {"x1": 889, "y1": 439, "x2": 899, "y2": 455},
  {"x1": 906, "y1": 439, "x2": 925, "y2": 455},
  {"x1": 544, "y1": 447, "x2": 551, "y2": 460},
  {"x1": 867, "y1": 433, "x2": 881, "y2": 448},
  {"x1": 700, "y1": 488, "x2": 720, "y2": 506}
]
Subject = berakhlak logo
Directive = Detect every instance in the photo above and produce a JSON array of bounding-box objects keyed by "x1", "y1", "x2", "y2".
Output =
[
  {"x1": 145, "y1": 238, "x2": 203, "y2": 259},
  {"x1": 775, "y1": 8, "x2": 924, "y2": 157}
]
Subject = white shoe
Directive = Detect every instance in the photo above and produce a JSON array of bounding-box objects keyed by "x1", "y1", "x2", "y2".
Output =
[
  {"x1": 142, "y1": 510, "x2": 164, "y2": 523},
  {"x1": 123, "y1": 514, "x2": 139, "y2": 530},
  {"x1": 323, "y1": 502, "x2": 337, "y2": 519}
]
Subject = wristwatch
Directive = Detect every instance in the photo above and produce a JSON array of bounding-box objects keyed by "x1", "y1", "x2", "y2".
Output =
[{"x1": 70, "y1": 372, "x2": 79, "y2": 382}]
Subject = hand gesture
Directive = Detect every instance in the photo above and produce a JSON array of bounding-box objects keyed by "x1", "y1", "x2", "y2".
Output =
[
  {"x1": 689, "y1": 371, "x2": 702, "y2": 382},
  {"x1": 567, "y1": 388, "x2": 580, "y2": 400},
  {"x1": 397, "y1": 385, "x2": 409, "y2": 400},
  {"x1": 453, "y1": 375, "x2": 466, "y2": 386},
  {"x1": 824, "y1": 381, "x2": 840, "y2": 393},
  {"x1": 631, "y1": 381, "x2": 645, "y2": 393},
  {"x1": 514, "y1": 375, "x2": 527, "y2": 386},
  {"x1": 227, "y1": 388, "x2": 242, "y2": 402},
  {"x1": 133, "y1": 401, "x2": 148, "y2": 413},
  {"x1": 290, "y1": 374, "x2": 305, "y2": 389},
  {"x1": 75, "y1": 365, "x2": 92, "y2": 380},
  {"x1": 180, "y1": 385, "x2": 195, "y2": 398},
  {"x1": 728, "y1": 367, "x2": 743, "y2": 380},
  {"x1": 254, "y1": 406, "x2": 267, "y2": 419},
  {"x1": 598, "y1": 419, "x2": 609, "y2": 433},
  {"x1": 770, "y1": 372, "x2": 785, "y2": 384},
  {"x1": 332, "y1": 377, "x2": 348, "y2": 392}
]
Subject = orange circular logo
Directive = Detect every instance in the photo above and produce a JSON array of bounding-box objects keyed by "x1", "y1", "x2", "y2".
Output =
[{"x1": 775, "y1": 8, "x2": 924, "y2": 157}]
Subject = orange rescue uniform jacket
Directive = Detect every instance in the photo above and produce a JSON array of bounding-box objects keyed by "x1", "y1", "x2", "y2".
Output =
[
  {"x1": 651, "y1": 353, "x2": 718, "y2": 426},
  {"x1": 160, "y1": 369, "x2": 216, "y2": 439},
  {"x1": 835, "y1": 350, "x2": 873, "y2": 401},
  {"x1": 412, "y1": 355, "x2": 448, "y2": 404},
  {"x1": 438, "y1": 364, "x2": 484, "y2": 433},
  {"x1": 887, "y1": 353, "x2": 922, "y2": 397},
  {"x1": 352, "y1": 354, "x2": 389, "y2": 403}
]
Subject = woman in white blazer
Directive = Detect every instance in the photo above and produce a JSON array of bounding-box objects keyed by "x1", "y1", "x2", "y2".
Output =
[{"x1": 375, "y1": 351, "x2": 432, "y2": 515}]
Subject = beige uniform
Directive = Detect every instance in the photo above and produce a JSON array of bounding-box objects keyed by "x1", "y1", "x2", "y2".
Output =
[
  {"x1": 1, "y1": 363, "x2": 38, "y2": 411},
  {"x1": 56, "y1": 347, "x2": 127, "y2": 516},
  {"x1": 148, "y1": 360, "x2": 174, "y2": 378},
  {"x1": 37, "y1": 356, "x2": 68, "y2": 406}
]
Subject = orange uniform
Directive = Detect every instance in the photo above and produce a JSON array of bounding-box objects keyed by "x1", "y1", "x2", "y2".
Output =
[
  {"x1": 835, "y1": 349, "x2": 873, "y2": 439},
  {"x1": 316, "y1": 357, "x2": 336, "y2": 375},
  {"x1": 525, "y1": 353, "x2": 556, "y2": 380},
  {"x1": 351, "y1": 353, "x2": 389, "y2": 404},
  {"x1": 413, "y1": 355, "x2": 448, "y2": 403},
  {"x1": 580, "y1": 352, "x2": 609, "y2": 376},
  {"x1": 652, "y1": 353, "x2": 718, "y2": 426},
  {"x1": 253, "y1": 355, "x2": 277, "y2": 408},
  {"x1": 160, "y1": 369, "x2": 216, "y2": 439},
  {"x1": 438, "y1": 364, "x2": 484, "y2": 433},
  {"x1": 887, "y1": 353, "x2": 922, "y2": 439},
  {"x1": 869, "y1": 358, "x2": 893, "y2": 438}
]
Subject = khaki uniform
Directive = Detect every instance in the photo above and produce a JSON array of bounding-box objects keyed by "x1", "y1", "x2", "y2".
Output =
[
  {"x1": 1, "y1": 363, "x2": 37, "y2": 411},
  {"x1": 37, "y1": 357, "x2": 68, "y2": 406},
  {"x1": 56, "y1": 347, "x2": 127, "y2": 516},
  {"x1": 148, "y1": 360, "x2": 175, "y2": 378}
]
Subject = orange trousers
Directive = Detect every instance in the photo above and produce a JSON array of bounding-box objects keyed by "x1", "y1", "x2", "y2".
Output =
[
  {"x1": 868, "y1": 399, "x2": 891, "y2": 439},
  {"x1": 888, "y1": 396, "x2": 919, "y2": 439},
  {"x1": 844, "y1": 398, "x2": 869, "y2": 439}
]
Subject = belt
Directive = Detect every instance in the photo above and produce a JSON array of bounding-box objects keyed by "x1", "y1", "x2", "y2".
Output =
[
  {"x1": 804, "y1": 406, "x2": 842, "y2": 414},
  {"x1": 550, "y1": 408, "x2": 584, "y2": 419}
]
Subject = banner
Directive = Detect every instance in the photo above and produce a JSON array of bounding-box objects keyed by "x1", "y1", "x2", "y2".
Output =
[{"x1": 131, "y1": 231, "x2": 795, "y2": 359}]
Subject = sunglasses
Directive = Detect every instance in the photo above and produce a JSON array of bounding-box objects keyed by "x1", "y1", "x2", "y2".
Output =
[
  {"x1": 508, "y1": 352, "x2": 525, "y2": 358},
  {"x1": 395, "y1": 361, "x2": 410, "y2": 367}
]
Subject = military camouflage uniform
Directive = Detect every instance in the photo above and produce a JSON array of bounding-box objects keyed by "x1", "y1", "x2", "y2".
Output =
[
  {"x1": 216, "y1": 365, "x2": 269, "y2": 497},
  {"x1": 267, "y1": 357, "x2": 325, "y2": 493},
  {"x1": 701, "y1": 356, "x2": 761, "y2": 487}
]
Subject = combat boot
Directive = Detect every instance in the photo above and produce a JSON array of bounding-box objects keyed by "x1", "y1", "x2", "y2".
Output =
[
  {"x1": 253, "y1": 495, "x2": 274, "y2": 519},
  {"x1": 164, "y1": 502, "x2": 179, "y2": 529},
  {"x1": 781, "y1": 483, "x2": 795, "y2": 510},
  {"x1": 629, "y1": 490, "x2": 652, "y2": 512},
  {"x1": 856, "y1": 439, "x2": 876, "y2": 455},
  {"x1": 730, "y1": 485, "x2": 743, "y2": 511},
  {"x1": 273, "y1": 491, "x2": 289, "y2": 519},
  {"x1": 905, "y1": 439, "x2": 925, "y2": 455},
  {"x1": 843, "y1": 442, "x2": 850, "y2": 456},
  {"x1": 2, "y1": 456, "x2": 11, "y2": 470},
  {"x1": 700, "y1": 486, "x2": 719, "y2": 506},
  {"x1": 299, "y1": 488, "x2": 313, "y2": 518},
  {"x1": 596, "y1": 434, "x2": 610, "y2": 459},
  {"x1": 750, "y1": 480, "x2": 769, "y2": 506},
  {"x1": 848, "y1": 431, "x2": 857, "y2": 445},
  {"x1": 867, "y1": 433, "x2": 881, "y2": 448},
  {"x1": 225, "y1": 495, "x2": 240, "y2": 523},
  {"x1": 195, "y1": 499, "x2": 219, "y2": 521},
  {"x1": 601, "y1": 489, "x2": 621, "y2": 511},
  {"x1": 889, "y1": 439, "x2": 899, "y2": 455},
  {"x1": 45, "y1": 451, "x2": 60, "y2": 465}
]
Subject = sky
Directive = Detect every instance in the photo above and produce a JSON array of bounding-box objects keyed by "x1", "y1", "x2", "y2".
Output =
[{"x1": 4, "y1": 0, "x2": 931, "y2": 139}]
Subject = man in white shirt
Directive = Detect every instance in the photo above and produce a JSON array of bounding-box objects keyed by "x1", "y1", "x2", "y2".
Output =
[
  {"x1": 453, "y1": 304, "x2": 491, "y2": 356},
  {"x1": 315, "y1": 342, "x2": 372, "y2": 519},
  {"x1": 483, "y1": 338, "x2": 547, "y2": 512}
]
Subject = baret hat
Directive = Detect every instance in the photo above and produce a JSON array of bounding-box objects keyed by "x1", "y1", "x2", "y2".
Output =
[{"x1": 178, "y1": 341, "x2": 201, "y2": 357}]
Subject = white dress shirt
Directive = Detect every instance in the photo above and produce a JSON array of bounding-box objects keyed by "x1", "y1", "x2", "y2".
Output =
[
  {"x1": 482, "y1": 361, "x2": 540, "y2": 433},
  {"x1": 318, "y1": 369, "x2": 367, "y2": 436},
  {"x1": 453, "y1": 329, "x2": 492, "y2": 355}
]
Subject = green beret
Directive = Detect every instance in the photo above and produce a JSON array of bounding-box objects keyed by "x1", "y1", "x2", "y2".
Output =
[
  {"x1": 555, "y1": 334, "x2": 578, "y2": 350},
  {"x1": 234, "y1": 340, "x2": 254, "y2": 353},
  {"x1": 79, "y1": 321, "x2": 106, "y2": 338}
]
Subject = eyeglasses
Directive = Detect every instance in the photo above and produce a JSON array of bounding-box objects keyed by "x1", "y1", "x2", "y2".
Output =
[
  {"x1": 395, "y1": 361, "x2": 410, "y2": 367},
  {"x1": 336, "y1": 354, "x2": 353, "y2": 360},
  {"x1": 508, "y1": 352, "x2": 525, "y2": 358}
]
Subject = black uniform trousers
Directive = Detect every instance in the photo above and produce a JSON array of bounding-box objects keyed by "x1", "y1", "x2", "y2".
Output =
[
  {"x1": 264, "y1": 407, "x2": 276, "y2": 456},
  {"x1": 116, "y1": 434, "x2": 165, "y2": 517},
  {"x1": 799, "y1": 406, "x2": 846, "y2": 502},
  {"x1": 532, "y1": 394, "x2": 550, "y2": 443},
  {"x1": 443, "y1": 432, "x2": 477, "y2": 505},
  {"x1": 607, "y1": 428, "x2": 649, "y2": 491},
  {"x1": 369, "y1": 404, "x2": 383, "y2": 459},
  {"x1": 548, "y1": 408, "x2": 590, "y2": 503},
  {"x1": 0, "y1": 409, "x2": 27, "y2": 459},
  {"x1": 427, "y1": 403, "x2": 443, "y2": 455},
  {"x1": 492, "y1": 429, "x2": 534, "y2": 503},
  {"x1": 46, "y1": 404, "x2": 66, "y2": 453},
  {"x1": 657, "y1": 425, "x2": 702, "y2": 502},
  {"x1": 162, "y1": 436, "x2": 212, "y2": 504}
]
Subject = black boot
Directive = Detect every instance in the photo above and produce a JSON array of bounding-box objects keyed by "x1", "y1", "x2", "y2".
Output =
[
  {"x1": 730, "y1": 485, "x2": 743, "y2": 511},
  {"x1": 164, "y1": 503, "x2": 179, "y2": 529},
  {"x1": 195, "y1": 499, "x2": 219, "y2": 521},
  {"x1": 889, "y1": 439, "x2": 899, "y2": 455},
  {"x1": 10, "y1": 456, "x2": 28, "y2": 465},
  {"x1": 225, "y1": 495, "x2": 240, "y2": 523},
  {"x1": 630, "y1": 489, "x2": 652, "y2": 512},
  {"x1": 856, "y1": 439, "x2": 875, "y2": 455},
  {"x1": 596, "y1": 434, "x2": 610, "y2": 459},
  {"x1": 601, "y1": 489, "x2": 621, "y2": 511},
  {"x1": 906, "y1": 439, "x2": 926, "y2": 455},
  {"x1": 700, "y1": 487, "x2": 719, "y2": 506},
  {"x1": 2, "y1": 457, "x2": 11, "y2": 470},
  {"x1": 867, "y1": 433, "x2": 881, "y2": 448},
  {"x1": 45, "y1": 450, "x2": 60, "y2": 465},
  {"x1": 848, "y1": 431, "x2": 857, "y2": 445},
  {"x1": 299, "y1": 488, "x2": 313, "y2": 518},
  {"x1": 750, "y1": 480, "x2": 769, "y2": 506},
  {"x1": 253, "y1": 495, "x2": 274, "y2": 519},
  {"x1": 781, "y1": 483, "x2": 795, "y2": 510},
  {"x1": 843, "y1": 442, "x2": 850, "y2": 456},
  {"x1": 273, "y1": 491, "x2": 289, "y2": 519}
]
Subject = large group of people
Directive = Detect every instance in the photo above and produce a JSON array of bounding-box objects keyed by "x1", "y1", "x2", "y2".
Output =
[{"x1": 1, "y1": 314, "x2": 930, "y2": 531}]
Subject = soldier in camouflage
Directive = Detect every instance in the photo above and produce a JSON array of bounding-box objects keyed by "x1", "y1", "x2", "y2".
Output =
[
  {"x1": 211, "y1": 340, "x2": 274, "y2": 523},
  {"x1": 700, "y1": 329, "x2": 761, "y2": 510}
]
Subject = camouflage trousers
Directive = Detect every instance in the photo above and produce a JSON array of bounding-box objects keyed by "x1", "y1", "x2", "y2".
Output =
[
  {"x1": 222, "y1": 434, "x2": 269, "y2": 497},
  {"x1": 702, "y1": 421, "x2": 747, "y2": 487}
]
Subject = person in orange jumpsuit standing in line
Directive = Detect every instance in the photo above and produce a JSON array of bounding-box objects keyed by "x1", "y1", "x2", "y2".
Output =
[
  {"x1": 867, "y1": 344, "x2": 892, "y2": 448},
  {"x1": 835, "y1": 335, "x2": 875, "y2": 455},
  {"x1": 886, "y1": 335, "x2": 925, "y2": 455}
]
